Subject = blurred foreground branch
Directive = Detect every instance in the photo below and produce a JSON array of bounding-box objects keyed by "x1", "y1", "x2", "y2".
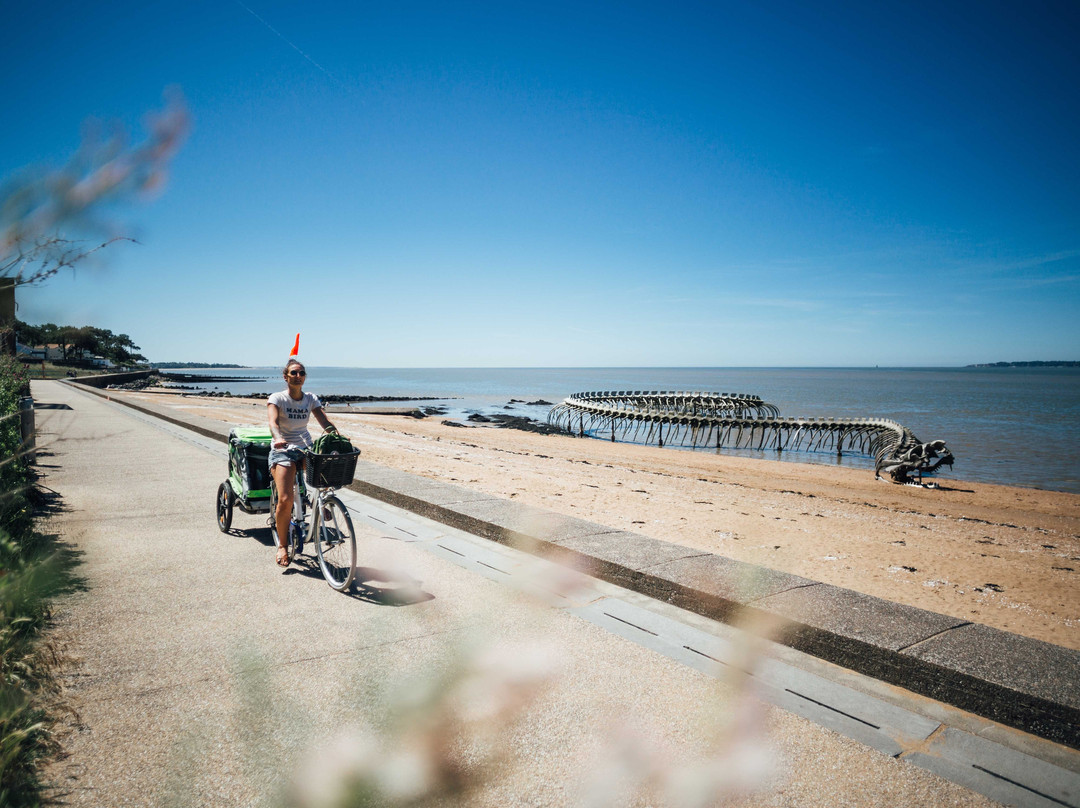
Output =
[{"x1": 0, "y1": 93, "x2": 189, "y2": 287}]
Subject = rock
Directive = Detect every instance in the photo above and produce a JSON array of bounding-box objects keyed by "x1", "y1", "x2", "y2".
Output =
[
  {"x1": 319, "y1": 393, "x2": 450, "y2": 404},
  {"x1": 486, "y1": 414, "x2": 571, "y2": 436}
]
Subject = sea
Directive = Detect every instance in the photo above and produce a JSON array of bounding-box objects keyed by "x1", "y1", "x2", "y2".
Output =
[{"x1": 164, "y1": 366, "x2": 1080, "y2": 495}]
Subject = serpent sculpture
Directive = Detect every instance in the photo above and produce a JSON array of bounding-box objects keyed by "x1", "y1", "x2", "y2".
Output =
[{"x1": 547, "y1": 391, "x2": 954, "y2": 485}]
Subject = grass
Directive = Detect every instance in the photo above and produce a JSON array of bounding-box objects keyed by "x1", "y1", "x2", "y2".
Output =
[
  {"x1": 17, "y1": 361, "x2": 118, "y2": 381},
  {"x1": 1, "y1": 354, "x2": 82, "y2": 806}
]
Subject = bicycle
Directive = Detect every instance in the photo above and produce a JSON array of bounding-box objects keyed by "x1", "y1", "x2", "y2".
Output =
[{"x1": 270, "y1": 448, "x2": 361, "y2": 591}]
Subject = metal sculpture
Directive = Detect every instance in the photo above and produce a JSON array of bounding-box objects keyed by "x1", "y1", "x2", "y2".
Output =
[{"x1": 547, "y1": 391, "x2": 954, "y2": 485}]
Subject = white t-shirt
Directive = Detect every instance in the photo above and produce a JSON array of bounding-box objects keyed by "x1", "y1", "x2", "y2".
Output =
[{"x1": 268, "y1": 390, "x2": 323, "y2": 448}]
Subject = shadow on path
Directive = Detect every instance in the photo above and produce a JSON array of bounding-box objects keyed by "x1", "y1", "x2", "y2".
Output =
[{"x1": 225, "y1": 526, "x2": 435, "y2": 606}]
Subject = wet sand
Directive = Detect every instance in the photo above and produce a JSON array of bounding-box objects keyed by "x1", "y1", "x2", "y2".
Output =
[{"x1": 129, "y1": 390, "x2": 1080, "y2": 650}]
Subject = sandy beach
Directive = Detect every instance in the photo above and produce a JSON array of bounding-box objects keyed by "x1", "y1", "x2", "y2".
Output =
[{"x1": 127, "y1": 390, "x2": 1080, "y2": 651}]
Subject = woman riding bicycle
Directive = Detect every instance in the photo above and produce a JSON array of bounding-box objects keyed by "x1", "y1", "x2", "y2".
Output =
[{"x1": 268, "y1": 357, "x2": 339, "y2": 567}]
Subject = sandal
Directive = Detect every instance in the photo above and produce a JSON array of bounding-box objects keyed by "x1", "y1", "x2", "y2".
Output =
[{"x1": 276, "y1": 546, "x2": 290, "y2": 567}]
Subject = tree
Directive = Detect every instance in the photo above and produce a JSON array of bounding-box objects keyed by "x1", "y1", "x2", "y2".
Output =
[
  {"x1": 71, "y1": 326, "x2": 97, "y2": 359},
  {"x1": 14, "y1": 320, "x2": 44, "y2": 347},
  {"x1": 110, "y1": 333, "x2": 146, "y2": 365},
  {"x1": 15, "y1": 319, "x2": 148, "y2": 366},
  {"x1": 57, "y1": 326, "x2": 78, "y2": 361},
  {"x1": 35, "y1": 323, "x2": 60, "y2": 347}
]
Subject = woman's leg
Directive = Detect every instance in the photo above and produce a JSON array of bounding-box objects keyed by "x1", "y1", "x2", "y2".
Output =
[{"x1": 271, "y1": 461, "x2": 297, "y2": 566}]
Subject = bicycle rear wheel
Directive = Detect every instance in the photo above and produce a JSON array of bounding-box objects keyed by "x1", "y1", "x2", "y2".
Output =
[{"x1": 313, "y1": 495, "x2": 356, "y2": 590}]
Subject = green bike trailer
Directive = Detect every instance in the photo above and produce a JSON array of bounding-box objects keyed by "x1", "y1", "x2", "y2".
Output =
[
  {"x1": 227, "y1": 426, "x2": 274, "y2": 509},
  {"x1": 216, "y1": 426, "x2": 305, "y2": 532}
]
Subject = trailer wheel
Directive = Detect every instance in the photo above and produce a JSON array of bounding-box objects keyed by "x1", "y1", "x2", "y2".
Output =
[{"x1": 216, "y1": 481, "x2": 234, "y2": 533}]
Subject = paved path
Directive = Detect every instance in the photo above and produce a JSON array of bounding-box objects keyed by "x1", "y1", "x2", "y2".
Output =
[{"x1": 31, "y1": 380, "x2": 1064, "y2": 806}]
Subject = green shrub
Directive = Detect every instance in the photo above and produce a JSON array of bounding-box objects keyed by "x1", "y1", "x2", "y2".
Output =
[
  {"x1": 0, "y1": 355, "x2": 32, "y2": 541},
  {"x1": 1, "y1": 354, "x2": 76, "y2": 806}
]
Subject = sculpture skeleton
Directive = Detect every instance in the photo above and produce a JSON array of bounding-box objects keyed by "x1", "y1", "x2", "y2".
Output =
[{"x1": 547, "y1": 391, "x2": 954, "y2": 485}]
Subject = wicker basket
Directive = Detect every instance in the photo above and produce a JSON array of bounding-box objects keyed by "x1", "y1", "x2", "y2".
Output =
[{"x1": 304, "y1": 449, "x2": 360, "y2": 489}]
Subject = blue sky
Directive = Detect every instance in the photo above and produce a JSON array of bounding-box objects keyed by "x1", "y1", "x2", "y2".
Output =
[{"x1": 3, "y1": 0, "x2": 1078, "y2": 367}]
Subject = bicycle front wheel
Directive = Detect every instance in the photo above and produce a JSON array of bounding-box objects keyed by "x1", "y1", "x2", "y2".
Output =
[{"x1": 313, "y1": 495, "x2": 356, "y2": 591}]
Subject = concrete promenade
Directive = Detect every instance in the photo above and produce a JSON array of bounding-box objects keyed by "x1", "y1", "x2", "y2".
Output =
[{"x1": 33, "y1": 380, "x2": 1080, "y2": 806}]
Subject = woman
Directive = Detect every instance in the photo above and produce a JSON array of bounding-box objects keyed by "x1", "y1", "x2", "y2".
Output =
[{"x1": 267, "y1": 358, "x2": 338, "y2": 567}]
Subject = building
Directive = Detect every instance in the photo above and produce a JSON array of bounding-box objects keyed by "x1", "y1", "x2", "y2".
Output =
[{"x1": 16, "y1": 342, "x2": 46, "y2": 361}]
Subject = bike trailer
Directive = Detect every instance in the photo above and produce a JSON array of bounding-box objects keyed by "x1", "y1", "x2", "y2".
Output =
[{"x1": 226, "y1": 426, "x2": 274, "y2": 513}]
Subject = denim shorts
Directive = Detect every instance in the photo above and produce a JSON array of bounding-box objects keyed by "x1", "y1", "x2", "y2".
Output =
[{"x1": 268, "y1": 447, "x2": 305, "y2": 469}]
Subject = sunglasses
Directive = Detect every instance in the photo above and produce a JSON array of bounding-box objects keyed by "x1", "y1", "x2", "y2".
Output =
[{"x1": 287, "y1": 370, "x2": 306, "y2": 378}]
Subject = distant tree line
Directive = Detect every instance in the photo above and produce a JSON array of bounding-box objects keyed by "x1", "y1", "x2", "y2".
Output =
[
  {"x1": 150, "y1": 362, "x2": 243, "y2": 369},
  {"x1": 14, "y1": 320, "x2": 146, "y2": 365},
  {"x1": 966, "y1": 361, "x2": 1079, "y2": 368}
]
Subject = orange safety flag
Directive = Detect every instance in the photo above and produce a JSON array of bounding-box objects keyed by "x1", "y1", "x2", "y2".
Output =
[{"x1": 289, "y1": 334, "x2": 300, "y2": 357}]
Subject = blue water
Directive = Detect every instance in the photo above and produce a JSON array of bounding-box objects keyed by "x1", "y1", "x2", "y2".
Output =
[{"x1": 167, "y1": 366, "x2": 1080, "y2": 494}]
